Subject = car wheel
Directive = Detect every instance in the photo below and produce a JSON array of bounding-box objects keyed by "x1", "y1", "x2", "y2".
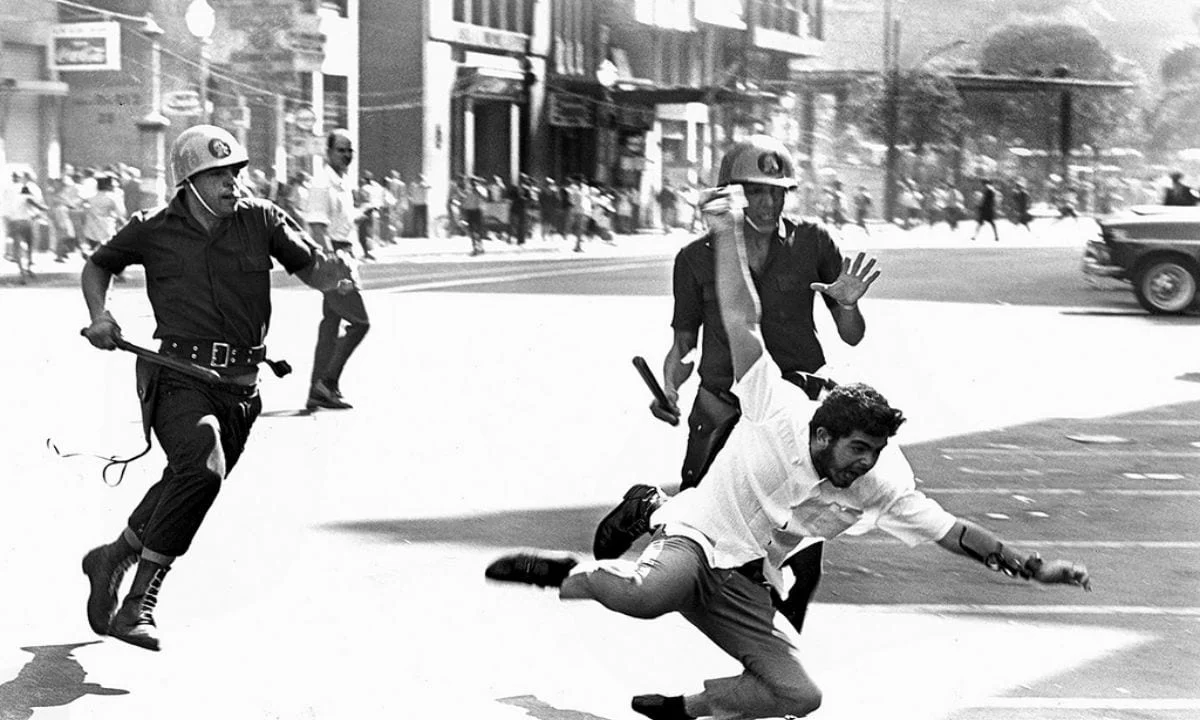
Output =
[{"x1": 1134, "y1": 258, "x2": 1199, "y2": 315}]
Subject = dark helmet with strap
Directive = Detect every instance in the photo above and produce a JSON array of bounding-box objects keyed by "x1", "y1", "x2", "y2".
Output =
[
  {"x1": 170, "y1": 125, "x2": 249, "y2": 187},
  {"x1": 716, "y1": 135, "x2": 798, "y2": 189}
]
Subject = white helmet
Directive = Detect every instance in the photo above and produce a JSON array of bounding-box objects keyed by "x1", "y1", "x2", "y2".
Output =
[
  {"x1": 170, "y1": 125, "x2": 248, "y2": 186},
  {"x1": 716, "y1": 135, "x2": 798, "y2": 189}
]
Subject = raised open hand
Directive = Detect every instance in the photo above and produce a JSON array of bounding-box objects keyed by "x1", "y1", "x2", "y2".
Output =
[{"x1": 809, "y1": 251, "x2": 880, "y2": 306}]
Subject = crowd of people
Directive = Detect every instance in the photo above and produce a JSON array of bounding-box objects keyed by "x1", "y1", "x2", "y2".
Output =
[{"x1": 8, "y1": 149, "x2": 1200, "y2": 282}]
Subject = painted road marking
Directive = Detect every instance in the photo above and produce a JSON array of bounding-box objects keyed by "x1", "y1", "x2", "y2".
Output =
[
  {"x1": 942, "y1": 448, "x2": 1200, "y2": 458},
  {"x1": 833, "y1": 604, "x2": 1200, "y2": 616},
  {"x1": 844, "y1": 539, "x2": 1200, "y2": 549},
  {"x1": 387, "y1": 260, "x2": 659, "y2": 293},
  {"x1": 970, "y1": 698, "x2": 1200, "y2": 710},
  {"x1": 925, "y1": 488, "x2": 1200, "y2": 496}
]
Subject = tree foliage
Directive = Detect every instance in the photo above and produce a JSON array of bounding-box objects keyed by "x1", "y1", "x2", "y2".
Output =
[
  {"x1": 843, "y1": 70, "x2": 969, "y2": 152},
  {"x1": 968, "y1": 21, "x2": 1140, "y2": 154},
  {"x1": 1148, "y1": 43, "x2": 1200, "y2": 152}
]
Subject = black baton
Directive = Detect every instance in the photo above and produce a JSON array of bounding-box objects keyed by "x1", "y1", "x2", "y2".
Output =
[
  {"x1": 80, "y1": 329, "x2": 224, "y2": 385},
  {"x1": 632, "y1": 356, "x2": 671, "y2": 409}
]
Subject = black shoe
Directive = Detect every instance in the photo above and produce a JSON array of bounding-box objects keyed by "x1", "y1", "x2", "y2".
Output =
[
  {"x1": 306, "y1": 379, "x2": 353, "y2": 410},
  {"x1": 485, "y1": 552, "x2": 578, "y2": 588},
  {"x1": 632, "y1": 694, "x2": 689, "y2": 720},
  {"x1": 593, "y1": 485, "x2": 665, "y2": 560},
  {"x1": 82, "y1": 543, "x2": 137, "y2": 635},
  {"x1": 109, "y1": 560, "x2": 169, "y2": 651}
]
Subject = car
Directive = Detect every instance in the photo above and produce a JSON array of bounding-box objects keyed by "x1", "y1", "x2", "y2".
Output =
[{"x1": 1083, "y1": 205, "x2": 1200, "y2": 315}]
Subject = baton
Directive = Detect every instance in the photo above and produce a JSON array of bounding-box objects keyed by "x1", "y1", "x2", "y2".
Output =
[
  {"x1": 80, "y1": 329, "x2": 224, "y2": 385},
  {"x1": 632, "y1": 356, "x2": 671, "y2": 409}
]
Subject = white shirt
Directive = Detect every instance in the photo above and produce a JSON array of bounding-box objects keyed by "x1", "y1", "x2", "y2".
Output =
[
  {"x1": 653, "y1": 353, "x2": 956, "y2": 593},
  {"x1": 305, "y1": 164, "x2": 357, "y2": 244}
]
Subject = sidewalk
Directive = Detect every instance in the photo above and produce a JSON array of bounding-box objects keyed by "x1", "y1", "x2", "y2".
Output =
[{"x1": 1, "y1": 217, "x2": 1092, "y2": 285}]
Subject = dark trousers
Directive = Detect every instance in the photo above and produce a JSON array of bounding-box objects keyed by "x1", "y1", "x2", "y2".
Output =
[
  {"x1": 412, "y1": 204, "x2": 428, "y2": 238},
  {"x1": 129, "y1": 370, "x2": 261, "y2": 558},
  {"x1": 5, "y1": 219, "x2": 33, "y2": 273},
  {"x1": 311, "y1": 288, "x2": 370, "y2": 387}
]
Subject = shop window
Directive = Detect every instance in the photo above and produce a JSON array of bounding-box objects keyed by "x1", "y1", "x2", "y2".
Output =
[
  {"x1": 454, "y1": 0, "x2": 466, "y2": 22},
  {"x1": 323, "y1": 74, "x2": 348, "y2": 131}
]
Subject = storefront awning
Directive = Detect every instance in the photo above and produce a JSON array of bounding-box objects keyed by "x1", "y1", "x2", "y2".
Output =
[
  {"x1": 457, "y1": 67, "x2": 527, "y2": 102},
  {"x1": 612, "y1": 84, "x2": 777, "y2": 106},
  {"x1": 0, "y1": 79, "x2": 70, "y2": 96}
]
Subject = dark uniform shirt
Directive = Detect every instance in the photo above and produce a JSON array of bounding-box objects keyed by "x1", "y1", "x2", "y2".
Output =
[
  {"x1": 89, "y1": 194, "x2": 316, "y2": 348},
  {"x1": 672, "y1": 218, "x2": 844, "y2": 394}
]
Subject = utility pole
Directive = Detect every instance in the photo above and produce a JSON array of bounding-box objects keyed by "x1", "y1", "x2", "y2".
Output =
[{"x1": 882, "y1": 0, "x2": 901, "y2": 223}]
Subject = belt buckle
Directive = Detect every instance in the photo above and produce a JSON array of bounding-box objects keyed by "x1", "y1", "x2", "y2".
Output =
[{"x1": 210, "y1": 342, "x2": 230, "y2": 368}]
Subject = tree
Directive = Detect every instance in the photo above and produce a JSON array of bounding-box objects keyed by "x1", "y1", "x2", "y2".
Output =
[
  {"x1": 969, "y1": 21, "x2": 1140, "y2": 158},
  {"x1": 1147, "y1": 42, "x2": 1200, "y2": 153},
  {"x1": 843, "y1": 69, "x2": 969, "y2": 153}
]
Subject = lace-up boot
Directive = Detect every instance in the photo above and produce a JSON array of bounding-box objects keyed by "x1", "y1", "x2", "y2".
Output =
[
  {"x1": 108, "y1": 559, "x2": 170, "y2": 651},
  {"x1": 81, "y1": 536, "x2": 139, "y2": 635}
]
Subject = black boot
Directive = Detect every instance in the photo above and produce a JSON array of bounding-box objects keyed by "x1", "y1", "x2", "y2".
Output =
[
  {"x1": 108, "y1": 559, "x2": 170, "y2": 651},
  {"x1": 81, "y1": 535, "x2": 139, "y2": 635}
]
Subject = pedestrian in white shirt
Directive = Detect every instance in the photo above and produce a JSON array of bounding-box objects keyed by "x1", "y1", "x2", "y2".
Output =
[
  {"x1": 485, "y1": 186, "x2": 1092, "y2": 720},
  {"x1": 305, "y1": 128, "x2": 370, "y2": 410}
]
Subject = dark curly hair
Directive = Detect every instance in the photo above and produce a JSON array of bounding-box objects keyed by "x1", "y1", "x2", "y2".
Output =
[{"x1": 809, "y1": 383, "x2": 905, "y2": 440}]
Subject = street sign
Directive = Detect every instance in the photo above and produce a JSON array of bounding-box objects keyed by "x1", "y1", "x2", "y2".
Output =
[
  {"x1": 293, "y1": 106, "x2": 316, "y2": 132},
  {"x1": 163, "y1": 90, "x2": 202, "y2": 115}
]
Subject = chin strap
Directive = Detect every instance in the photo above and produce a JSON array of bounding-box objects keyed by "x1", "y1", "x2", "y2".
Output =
[{"x1": 957, "y1": 524, "x2": 1043, "y2": 579}]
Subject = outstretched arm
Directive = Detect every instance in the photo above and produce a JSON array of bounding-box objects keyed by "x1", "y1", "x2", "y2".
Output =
[
  {"x1": 936, "y1": 517, "x2": 1091, "y2": 590},
  {"x1": 811, "y1": 252, "x2": 879, "y2": 346},
  {"x1": 707, "y1": 187, "x2": 763, "y2": 382}
]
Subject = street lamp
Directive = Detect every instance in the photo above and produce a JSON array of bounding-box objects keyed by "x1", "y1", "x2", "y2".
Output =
[
  {"x1": 596, "y1": 59, "x2": 618, "y2": 184},
  {"x1": 185, "y1": 0, "x2": 215, "y2": 124}
]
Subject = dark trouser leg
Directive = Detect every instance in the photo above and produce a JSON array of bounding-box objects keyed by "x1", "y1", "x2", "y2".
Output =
[
  {"x1": 310, "y1": 293, "x2": 342, "y2": 386},
  {"x1": 415, "y1": 205, "x2": 427, "y2": 238},
  {"x1": 776, "y1": 540, "x2": 824, "y2": 636},
  {"x1": 680, "y1": 388, "x2": 741, "y2": 491},
  {"x1": 319, "y1": 288, "x2": 370, "y2": 388},
  {"x1": 129, "y1": 375, "x2": 261, "y2": 558}
]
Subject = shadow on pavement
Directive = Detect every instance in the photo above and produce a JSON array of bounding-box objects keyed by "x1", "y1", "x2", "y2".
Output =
[
  {"x1": 321, "y1": 505, "x2": 608, "y2": 555},
  {"x1": 498, "y1": 695, "x2": 615, "y2": 720},
  {"x1": 0, "y1": 641, "x2": 127, "y2": 720}
]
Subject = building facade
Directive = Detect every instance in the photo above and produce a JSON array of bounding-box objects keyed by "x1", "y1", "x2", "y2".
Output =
[
  {"x1": 359, "y1": 0, "x2": 823, "y2": 222},
  {"x1": 359, "y1": 0, "x2": 550, "y2": 219}
]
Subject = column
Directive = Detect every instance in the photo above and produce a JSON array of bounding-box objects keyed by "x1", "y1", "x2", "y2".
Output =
[
  {"x1": 464, "y1": 97, "x2": 476, "y2": 178},
  {"x1": 510, "y1": 101, "x2": 521, "y2": 184}
]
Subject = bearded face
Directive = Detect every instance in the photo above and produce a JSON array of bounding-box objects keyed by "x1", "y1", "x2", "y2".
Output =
[{"x1": 812, "y1": 429, "x2": 889, "y2": 489}]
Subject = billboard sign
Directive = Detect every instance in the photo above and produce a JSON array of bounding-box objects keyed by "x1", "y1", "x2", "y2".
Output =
[{"x1": 51, "y1": 22, "x2": 121, "y2": 72}]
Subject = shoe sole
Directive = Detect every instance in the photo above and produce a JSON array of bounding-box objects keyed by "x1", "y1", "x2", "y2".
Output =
[
  {"x1": 592, "y1": 485, "x2": 657, "y2": 560},
  {"x1": 107, "y1": 628, "x2": 160, "y2": 651}
]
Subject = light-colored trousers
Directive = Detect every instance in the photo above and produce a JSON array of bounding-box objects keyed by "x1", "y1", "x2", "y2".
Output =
[{"x1": 560, "y1": 534, "x2": 821, "y2": 720}]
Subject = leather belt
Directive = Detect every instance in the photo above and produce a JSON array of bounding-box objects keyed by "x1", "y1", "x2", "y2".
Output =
[{"x1": 160, "y1": 338, "x2": 266, "y2": 369}]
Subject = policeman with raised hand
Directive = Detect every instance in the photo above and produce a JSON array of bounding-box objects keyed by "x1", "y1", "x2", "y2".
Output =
[
  {"x1": 80, "y1": 125, "x2": 352, "y2": 651},
  {"x1": 592, "y1": 135, "x2": 879, "y2": 633},
  {"x1": 485, "y1": 181, "x2": 1090, "y2": 720}
]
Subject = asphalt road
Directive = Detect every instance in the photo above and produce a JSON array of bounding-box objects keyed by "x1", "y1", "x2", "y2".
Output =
[{"x1": 0, "y1": 228, "x2": 1197, "y2": 720}]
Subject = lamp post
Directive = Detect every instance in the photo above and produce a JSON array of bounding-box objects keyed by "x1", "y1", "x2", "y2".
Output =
[
  {"x1": 185, "y1": 0, "x2": 216, "y2": 124},
  {"x1": 136, "y1": 14, "x2": 170, "y2": 209},
  {"x1": 881, "y1": 1, "x2": 967, "y2": 223},
  {"x1": 596, "y1": 58, "x2": 618, "y2": 185}
]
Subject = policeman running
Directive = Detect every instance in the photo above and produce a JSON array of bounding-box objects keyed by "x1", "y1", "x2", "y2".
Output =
[{"x1": 79, "y1": 125, "x2": 354, "y2": 651}]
